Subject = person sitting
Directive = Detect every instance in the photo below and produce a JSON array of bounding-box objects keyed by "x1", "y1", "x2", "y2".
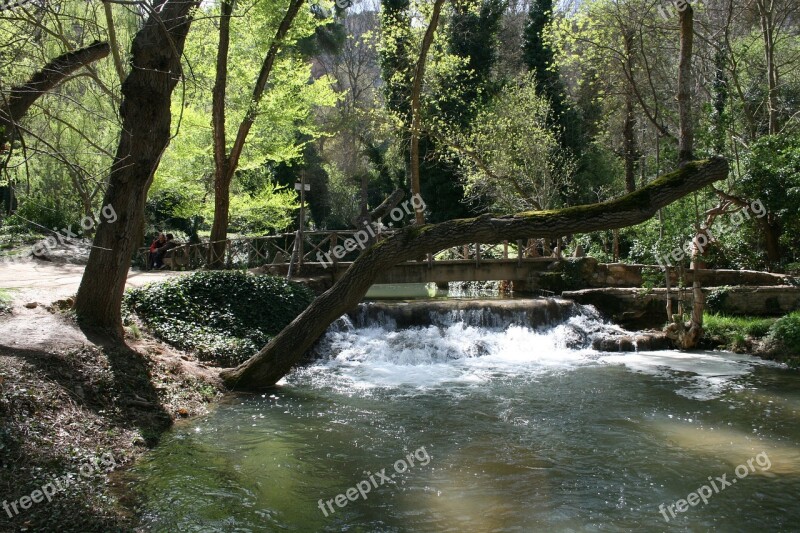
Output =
[
  {"x1": 148, "y1": 233, "x2": 167, "y2": 270},
  {"x1": 153, "y1": 233, "x2": 180, "y2": 269}
]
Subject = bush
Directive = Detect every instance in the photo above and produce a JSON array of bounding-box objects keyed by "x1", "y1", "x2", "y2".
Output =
[
  {"x1": 705, "y1": 286, "x2": 731, "y2": 314},
  {"x1": 124, "y1": 271, "x2": 315, "y2": 366},
  {"x1": 769, "y1": 312, "x2": 800, "y2": 355}
]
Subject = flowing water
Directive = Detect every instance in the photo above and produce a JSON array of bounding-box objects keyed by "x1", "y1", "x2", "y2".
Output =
[{"x1": 127, "y1": 297, "x2": 800, "y2": 532}]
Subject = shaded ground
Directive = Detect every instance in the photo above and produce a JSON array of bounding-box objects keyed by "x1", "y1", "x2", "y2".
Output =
[{"x1": 0, "y1": 259, "x2": 224, "y2": 532}]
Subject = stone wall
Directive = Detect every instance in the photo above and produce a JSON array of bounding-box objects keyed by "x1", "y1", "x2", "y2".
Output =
[
  {"x1": 516, "y1": 258, "x2": 794, "y2": 293},
  {"x1": 562, "y1": 286, "x2": 800, "y2": 329}
]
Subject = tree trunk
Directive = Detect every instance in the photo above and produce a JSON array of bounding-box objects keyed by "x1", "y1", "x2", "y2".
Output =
[
  {"x1": 220, "y1": 158, "x2": 729, "y2": 390},
  {"x1": 209, "y1": 0, "x2": 234, "y2": 268},
  {"x1": 209, "y1": 173, "x2": 232, "y2": 266},
  {"x1": 677, "y1": 3, "x2": 694, "y2": 163},
  {"x1": 73, "y1": 0, "x2": 197, "y2": 338},
  {"x1": 622, "y1": 30, "x2": 637, "y2": 193},
  {"x1": 762, "y1": 217, "x2": 782, "y2": 268},
  {"x1": 672, "y1": 3, "x2": 701, "y2": 348},
  {"x1": 207, "y1": 0, "x2": 306, "y2": 268},
  {"x1": 756, "y1": 0, "x2": 779, "y2": 134},
  {"x1": 408, "y1": 0, "x2": 446, "y2": 224}
]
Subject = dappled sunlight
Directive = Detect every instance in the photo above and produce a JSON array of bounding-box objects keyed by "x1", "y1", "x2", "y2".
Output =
[{"x1": 644, "y1": 419, "x2": 800, "y2": 476}]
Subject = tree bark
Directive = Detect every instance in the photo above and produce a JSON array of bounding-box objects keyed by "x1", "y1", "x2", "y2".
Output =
[
  {"x1": 0, "y1": 41, "x2": 110, "y2": 146},
  {"x1": 673, "y1": 3, "x2": 702, "y2": 347},
  {"x1": 677, "y1": 3, "x2": 694, "y2": 163},
  {"x1": 756, "y1": 0, "x2": 779, "y2": 134},
  {"x1": 209, "y1": 0, "x2": 235, "y2": 267},
  {"x1": 220, "y1": 157, "x2": 729, "y2": 390},
  {"x1": 408, "y1": 0, "x2": 445, "y2": 224},
  {"x1": 622, "y1": 30, "x2": 637, "y2": 193},
  {"x1": 762, "y1": 217, "x2": 782, "y2": 268},
  {"x1": 73, "y1": 0, "x2": 198, "y2": 338}
]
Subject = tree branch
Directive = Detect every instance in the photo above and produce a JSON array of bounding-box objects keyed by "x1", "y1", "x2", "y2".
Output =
[
  {"x1": 0, "y1": 41, "x2": 111, "y2": 143},
  {"x1": 226, "y1": 0, "x2": 305, "y2": 178}
]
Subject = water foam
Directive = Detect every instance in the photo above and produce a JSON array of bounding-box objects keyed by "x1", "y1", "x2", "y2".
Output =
[{"x1": 287, "y1": 301, "x2": 775, "y2": 399}]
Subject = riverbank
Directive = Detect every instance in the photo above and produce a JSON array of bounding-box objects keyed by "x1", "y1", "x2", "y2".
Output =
[
  {"x1": 0, "y1": 262, "x2": 223, "y2": 532},
  {"x1": 700, "y1": 312, "x2": 800, "y2": 365}
]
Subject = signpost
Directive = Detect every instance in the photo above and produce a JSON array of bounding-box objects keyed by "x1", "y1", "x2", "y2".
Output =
[{"x1": 287, "y1": 173, "x2": 310, "y2": 278}]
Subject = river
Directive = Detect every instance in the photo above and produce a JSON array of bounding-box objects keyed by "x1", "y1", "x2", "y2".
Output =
[{"x1": 126, "y1": 288, "x2": 800, "y2": 532}]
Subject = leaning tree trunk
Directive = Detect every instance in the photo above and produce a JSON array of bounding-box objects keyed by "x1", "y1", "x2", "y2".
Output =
[
  {"x1": 74, "y1": 0, "x2": 197, "y2": 338},
  {"x1": 220, "y1": 158, "x2": 729, "y2": 390}
]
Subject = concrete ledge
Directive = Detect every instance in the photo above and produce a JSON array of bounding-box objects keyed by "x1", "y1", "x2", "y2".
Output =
[{"x1": 347, "y1": 298, "x2": 580, "y2": 329}]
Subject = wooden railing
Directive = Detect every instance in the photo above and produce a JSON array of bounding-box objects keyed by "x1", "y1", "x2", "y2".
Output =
[
  {"x1": 136, "y1": 233, "x2": 559, "y2": 271},
  {"x1": 137, "y1": 231, "x2": 365, "y2": 270}
]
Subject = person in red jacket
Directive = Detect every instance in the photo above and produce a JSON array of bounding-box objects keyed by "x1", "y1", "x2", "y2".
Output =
[
  {"x1": 148, "y1": 233, "x2": 166, "y2": 270},
  {"x1": 153, "y1": 233, "x2": 179, "y2": 269}
]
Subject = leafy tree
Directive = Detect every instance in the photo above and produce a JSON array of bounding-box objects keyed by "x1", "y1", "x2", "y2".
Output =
[
  {"x1": 206, "y1": 0, "x2": 337, "y2": 266},
  {"x1": 420, "y1": 0, "x2": 504, "y2": 222},
  {"x1": 738, "y1": 133, "x2": 800, "y2": 265},
  {"x1": 457, "y1": 73, "x2": 574, "y2": 212}
]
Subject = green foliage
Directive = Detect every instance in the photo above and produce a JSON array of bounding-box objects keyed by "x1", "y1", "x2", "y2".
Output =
[
  {"x1": 152, "y1": 0, "x2": 338, "y2": 236},
  {"x1": 272, "y1": 140, "x2": 330, "y2": 229},
  {"x1": 0, "y1": 0, "x2": 137, "y2": 232},
  {"x1": 457, "y1": 72, "x2": 574, "y2": 212},
  {"x1": 523, "y1": 0, "x2": 588, "y2": 181},
  {"x1": 769, "y1": 312, "x2": 800, "y2": 355},
  {"x1": 706, "y1": 286, "x2": 731, "y2": 314},
  {"x1": 8, "y1": 194, "x2": 80, "y2": 235},
  {"x1": 145, "y1": 190, "x2": 203, "y2": 243},
  {"x1": 228, "y1": 178, "x2": 298, "y2": 235},
  {"x1": 640, "y1": 266, "x2": 665, "y2": 293},
  {"x1": 703, "y1": 313, "x2": 776, "y2": 340},
  {"x1": 378, "y1": 0, "x2": 413, "y2": 123},
  {"x1": 420, "y1": 0, "x2": 505, "y2": 223},
  {"x1": 123, "y1": 271, "x2": 314, "y2": 366},
  {"x1": 740, "y1": 133, "x2": 800, "y2": 262}
]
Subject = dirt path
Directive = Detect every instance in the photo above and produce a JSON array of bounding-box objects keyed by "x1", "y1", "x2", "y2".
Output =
[
  {"x1": 0, "y1": 259, "x2": 182, "y2": 351},
  {"x1": 0, "y1": 258, "x2": 179, "y2": 305}
]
